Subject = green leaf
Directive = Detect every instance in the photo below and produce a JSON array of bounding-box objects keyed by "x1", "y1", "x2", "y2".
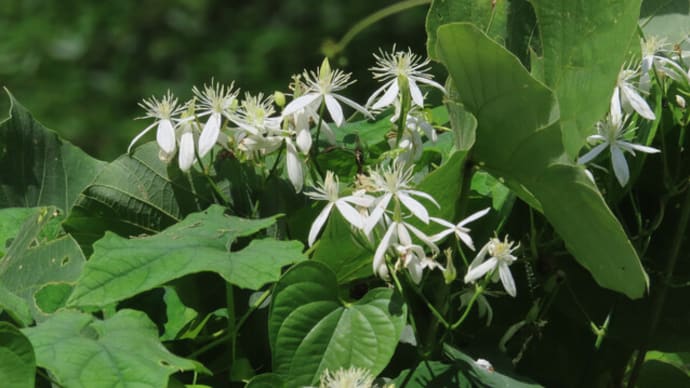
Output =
[
  {"x1": 0, "y1": 322, "x2": 36, "y2": 388},
  {"x1": 0, "y1": 207, "x2": 85, "y2": 322},
  {"x1": 67, "y1": 204, "x2": 305, "y2": 308},
  {"x1": 0, "y1": 208, "x2": 36, "y2": 258},
  {"x1": 268, "y1": 261, "x2": 406, "y2": 387},
  {"x1": 436, "y1": 23, "x2": 648, "y2": 298},
  {"x1": 161, "y1": 286, "x2": 198, "y2": 341},
  {"x1": 443, "y1": 344, "x2": 543, "y2": 387},
  {"x1": 637, "y1": 360, "x2": 690, "y2": 387},
  {"x1": 0, "y1": 89, "x2": 105, "y2": 212},
  {"x1": 530, "y1": 0, "x2": 642, "y2": 157},
  {"x1": 312, "y1": 212, "x2": 372, "y2": 284},
  {"x1": 63, "y1": 141, "x2": 214, "y2": 250},
  {"x1": 22, "y1": 309, "x2": 205, "y2": 388},
  {"x1": 641, "y1": 0, "x2": 690, "y2": 48},
  {"x1": 425, "y1": 0, "x2": 508, "y2": 60},
  {"x1": 246, "y1": 373, "x2": 286, "y2": 388},
  {"x1": 393, "y1": 361, "x2": 473, "y2": 388}
]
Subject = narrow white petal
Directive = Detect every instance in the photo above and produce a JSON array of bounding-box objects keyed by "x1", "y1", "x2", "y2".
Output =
[
  {"x1": 407, "y1": 190, "x2": 440, "y2": 208},
  {"x1": 398, "y1": 193, "x2": 429, "y2": 223},
  {"x1": 282, "y1": 93, "x2": 321, "y2": 117},
  {"x1": 371, "y1": 81, "x2": 399, "y2": 110},
  {"x1": 499, "y1": 264, "x2": 517, "y2": 297},
  {"x1": 285, "y1": 140, "x2": 304, "y2": 192},
  {"x1": 622, "y1": 85, "x2": 656, "y2": 120},
  {"x1": 364, "y1": 194, "x2": 392, "y2": 234},
  {"x1": 342, "y1": 194, "x2": 375, "y2": 208},
  {"x1": 396, "y1": 222, "x2": 413, "y2": 245},
  {"x1": 308, "y1": 203, "x2": 334, "y2": 246},
  {"x1": 457, "y1": 207, "x2": 491, "y2": 227},
  {"x1": 366, "y1": 83, "x2": 390, "y2": 107},
  {"x1": 408, "y1": 79, "x2": 425, "y2": 107},
  {"x1": 156, "y1": 119, "x2": 177, "y2": 154},
  {"x1": 404, "y1": 222, "x2": 438, "y2": 252},
  {"x1": 324, "y1": 94, "x2": 344, "y2": 126},
  {"x1": 335, "y1": 201, "x2": 364, "y2": 229},
  {"x1": 627, "y1": 142, "x2": 660, "y2": 154},
  {"x1": 610, "y1": 146, "x2": 630, "y2": 186},
  {"x1": 373, "y1": 223, "x2": 397, "y2": 276},
  {"x1": 178, "y1": 131, "x2": 196, "y2": 172},
  {"x1": 333, "y1": 94, "x2": 373, "y2": 119},
  {"x1": 610, "y1": 87, "x2": 623, "y2": 125},
  {"x1": 578, "y1": 143, "x2": 608, "y2": 165},
  {"x1": 407, "y1": 260, "x2": 424, "y2": 284},
  {"x1": 430, "y1": 217, "x2": 454, "y2": 228},
  {"x1": 457, "y1": 231, "x2": 476, "y2": 251},
  {"x1": 128, "y1": 122, "x2": 157, "y2": 153},
  {"x1": 464, "y1": 257, "x2": 498, "y2": 284},
  {"x1": 296, "y1": 127, "x2": 312, "y2": 155},
  {"x1": 429, "y1": 229, "x2": 455, "y2": 243},
  {"x1": 198, "y1": 113, "x2": 221, "y2": 158},
  {"x1": 414, "y1": 77, "x2": 446, "y2": 93}
]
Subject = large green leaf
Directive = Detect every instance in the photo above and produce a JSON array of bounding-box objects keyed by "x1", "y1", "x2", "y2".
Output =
[
  {"x1": 0, "y1": 207, "x2": 85, "y2": 323},
  {"x1": 312, "y1": 212, "x2": 372, "y2": 284},
  {"x1": 63, "y1": 141, "x2": 214, "y2": 249},
  {"x1": 268, "y1": 261, "x2": 406, "y2": 387},
  {"x1": 530, "y1": 0, "x2": 642, "y2": 157},
  {"x1": 0, "y1": 208, "x2": 36, "y2": 258},
  {"x1": 22, "y1": 309, "x2": 204, "y2": 388},
  {"x1": 67, "y1": 204, "x2": 305, "y2": 308},
  {"x1": 0, "y1": 322, "x2": 36, "y2": 388},
  {"x1": 425, "y1": 0, "x2": 508, "y2": 60},
  {"x1": 436, "y1": 23, "x2": 648, "y2": 298},
  {"x1": 0, "y1": 89, "x2": 105, "y2": 212}
]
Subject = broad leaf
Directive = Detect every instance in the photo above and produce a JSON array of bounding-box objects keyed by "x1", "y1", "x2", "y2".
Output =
[
  {"x1": 641, "y1": 0, "x2": 690, "y2": 48},
  {"x1": 268, "y1": 261, "x2": 406, "y2": 387},
  {"x1": 161, "y1": 286, "x2": 198, "y2": 341},
  {"x1": 312, "y1": 212, "x2": 372, "y2": 283},
  {"x1": 67, "y1": 204, "x2": 305, "y2": 308},
  {"x1": 22, "y1": 309, "x2": 205, "y2": 388},
  {"x1": 0, "y1": 322, "x2": 36, "y2": 388},
  {"x1": 530, "y1": 0, "x2": 642, "y2": 157},
  {"x1": 63, "y1": 142, "x2": 214, "y2": 249},
  {"x1": 436, "y1": 23, "x2": 648, "y2": 298},
  {"x1": 0, "y1": 208, "x2": 36, "y2": 257},
  {"x1": 0, "y1": 207, "x2": 85, "y2": 323},
  {"x1": 0, "y1": 89, "x2": 105, "y2": 212},
  {"x1": 425, "y1": 0, "x2": 508, "y2": 60}
]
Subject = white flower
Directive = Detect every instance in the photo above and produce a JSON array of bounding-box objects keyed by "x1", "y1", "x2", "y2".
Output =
[
  {"x1": 367, "y1": 47, "x2": 445, "y2": 110},
  {"x1": 429, "y1": 207, "x2": 490, "y2": 250},
  {"x1": 284, "y1": 137, "x2": 304, "y2": 192},
  {"x1": 364, "y1": 162, "x2": 439, "y2": 233},
  {"x1": 612, "y1": 66, "x2": 656, "y2": 121},
  {"x1": 372, "y1": 220, "x2": 437, "y2": 279},
  {"x1": 177, "y1": 111, "x2": 200, "y2": 172},
  {"x1": 282, "y1": 58, "x2": 372, "y2": 126},
  {"x1": 193, "y1": 81, "x2": 239, "y2": 158},
  {"x1": 393, "y1": 243, "x2": 444, "y2": 284},
  {"x1": 465, "y1": 236, "x2": 519, "y2": 297},
  {"x1": 129, "y1": 90, "x2": 185, "y2": 154},
  {"x1": 578, "y1": 114, "x2": 660, "y2": 186},
  {"x1": 318, "y1": 367, "x2": 375, "y2": 388},
  {"x1": 305, "y1": 171, "x2": 375, "y2": 246},
  {"x1": 640, "y1": 36, "x2": 690, "y2": 92}
]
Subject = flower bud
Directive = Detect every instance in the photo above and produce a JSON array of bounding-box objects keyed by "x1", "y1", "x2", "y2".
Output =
[
  {"x1": 442, "y1": 248, "x2": 457, "y2": 284},
  {"x1": 273, "y1": 91, "x2": 286, "y2": 108},
  {"x1": 676, "y1": 94, "x2": 686, "y2": 109}
]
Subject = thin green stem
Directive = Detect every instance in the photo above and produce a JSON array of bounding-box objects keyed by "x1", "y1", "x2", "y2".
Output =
[
  {"x1": 627, "y1": 185, "x2": 690, "y2": 387},
  {"x1": 324, "y1": 0, "x2": 431, "y2": 57},
  {"x1": 396, "y1": 88, "x2": 411, "y2": 145},
  {"x1": 266, "y1": 144, "x2": 285, "y2": 182},
  {"x1": 310, "y1": 102, "x2": 326, "y2": 178},
  {"x1": 451, "y1": 282, "x2": 485, "y2": 330},
  {"x1": 408, "y1": 281, "x2": 451, "y2": 329},
  {"x1": 225, "y1": 283, "x2": 237, "y2": 364}
]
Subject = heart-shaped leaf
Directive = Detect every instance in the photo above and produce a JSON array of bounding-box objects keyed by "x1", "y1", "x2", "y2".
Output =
[{"x1": 268, "y1": 261, "x2": 406, "y2": 387}]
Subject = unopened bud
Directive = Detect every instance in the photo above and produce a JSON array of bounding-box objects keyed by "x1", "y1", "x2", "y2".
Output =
[
  {"x1": 273, "y1": 91, "x2": 286, "y2": 108},
  {"x1": 443, "y1": 248, "x2": 457, "y2": 284},
  {"x1": 676, "y1": 94, "x2": 686, "y2": 109}
]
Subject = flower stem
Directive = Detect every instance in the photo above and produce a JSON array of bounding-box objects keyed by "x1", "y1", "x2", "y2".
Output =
[
  {"x1": 627, "y1": 184, "x2": 690, "y2": 387},
  {"x1": 311, "y1": 101, "x2": 327, "y2": 178},
  {"x1": 451, "y1": 282, "x2": 485, "y2": 330}
]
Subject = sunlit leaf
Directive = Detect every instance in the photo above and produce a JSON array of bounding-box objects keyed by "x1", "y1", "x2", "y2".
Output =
[
  {"x1": 0, "y1": 89, "x2": 105, "y2": 212},
  {"x1": 67, "y1": 204, "x2": 305, "y2": 308},
  {"x1": 22, "y1": 309, "x2": 206, "y2": 388},
  {"x1": 436, "y1": 23, "x2": 648, "y2": 298},
  {"x1": 268, "y1": 261, "x2": 406, "y2": 387}
]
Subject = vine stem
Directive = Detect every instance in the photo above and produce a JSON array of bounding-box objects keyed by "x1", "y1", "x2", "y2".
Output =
[
  {"x1": 627, "y1": 184, "x2": 690, "y2": 387},
  {"x1": 324, "y1": 0, "x2": 431, "y2": 57}
]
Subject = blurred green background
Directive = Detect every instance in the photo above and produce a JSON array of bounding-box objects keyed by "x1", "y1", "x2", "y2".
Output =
[{"x1": 0, "y1": 0, "x2": 430, "y2": 161}]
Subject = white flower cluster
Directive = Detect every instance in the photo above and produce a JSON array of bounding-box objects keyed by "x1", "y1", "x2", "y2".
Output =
[
  {"x1": 128, "y1": 47, "x2": 446, "y2": 193},
  {"x1": 579, "y1": 36, "x2": 690, "y2": 186}
]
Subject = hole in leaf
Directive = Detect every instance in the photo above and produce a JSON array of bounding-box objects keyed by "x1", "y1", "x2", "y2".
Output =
[
  {"x1": 61, "y1": 256, "x2": 70, "y2": 266},
  {"x1": 159, "y1": 360, "x2": 171, "y2": 367}
]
